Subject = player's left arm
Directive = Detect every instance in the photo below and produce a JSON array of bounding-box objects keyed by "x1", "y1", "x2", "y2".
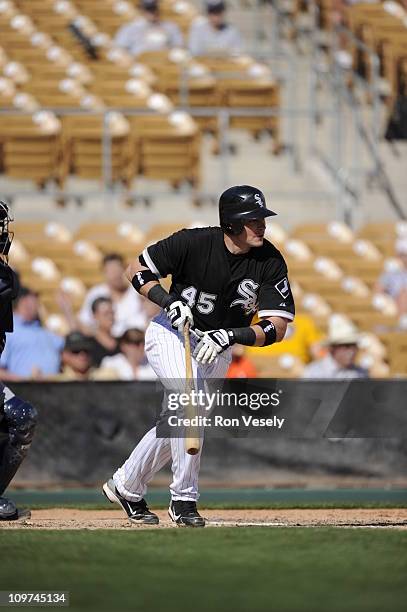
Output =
[
  {"x1": 193, "y1": 316, "x2": 289, "y2": 365},
  {"x1": 193, "y1": 316, "x2": 289, "y2": 364},
  {"x1": 228, "y1": 256, "x2": 295, "y2": 348},
  {"x1": 252, "y1": 316, "x2": 288, "y2": 345},
  {"x1": 194, "y1": 255, "x2": 294, "y2": 364}
]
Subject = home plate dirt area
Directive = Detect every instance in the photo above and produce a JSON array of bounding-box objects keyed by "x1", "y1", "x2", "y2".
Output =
[{"x1": 1, "y1": 508, "x2": 407, "y2": 529}]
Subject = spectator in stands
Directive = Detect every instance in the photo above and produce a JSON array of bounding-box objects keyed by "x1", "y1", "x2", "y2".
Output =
[
  {"x1": 302, "y1": 318, "x2": 368, "y2": 379},
  {"x1": 189, "y1": 0, "x2": 243, "y2": 57},
  {"x1": 56, "y1": 332, "x2": 97, "y2": 381},
  {"x1": 114, "y1": 0, "x2": 183, "y2": 57},
  {"x1": 227, "y1": 344, "x2": 257, "y2": 378},
  {"x1": 375, "y1": 238, "x2": 407, "y2": 315},
  {"x1": 88, "y1": 297, "x2": 120, "y2": 367},
  {"x1": 331, "y1": 0, "x2": 378, "y2": 29},
  {"x1": 79, "y1": 253, "x2": 148, "y2": 335},
  {"x1": 248, "y1": 313, "x2": 323, "y2": 364},
  {"x1": 0, "y1": 287, "x2": 63, "y2": 380},
  {"x1": 98, "y1": 327, "x2": 156, "y2": 380}
]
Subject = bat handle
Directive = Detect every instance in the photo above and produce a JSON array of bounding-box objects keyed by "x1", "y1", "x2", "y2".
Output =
[
  {"x1": 184, "y1": 321, "x2": 193, "y2": 381},
  {"x1": 183, "y1": 321, "x2": 200, "y2": 456}
]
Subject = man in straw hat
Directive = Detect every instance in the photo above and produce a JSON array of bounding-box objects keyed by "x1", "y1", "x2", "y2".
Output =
[{"x1": 302, "y1": 316, "x2": 368, "y2": 379}]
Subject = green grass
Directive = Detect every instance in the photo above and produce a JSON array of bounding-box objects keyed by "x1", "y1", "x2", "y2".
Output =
[
  {"x1": 13, "y1": 502, "x2": 407, "y2": 511},
  {"x1": 1, "y1": 529, "x2": 406, "y2": 612},
  {"x1": 8, "y1": 487, "x2": 407, "y2": 510}
]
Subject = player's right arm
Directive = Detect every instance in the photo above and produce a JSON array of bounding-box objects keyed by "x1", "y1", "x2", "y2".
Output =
[
  {"x1": 126, "y1": 233, "x2": 193, "y2": 332},
  {"x1": 125, "y1": 257, "x2": 159, "y2": 300}
]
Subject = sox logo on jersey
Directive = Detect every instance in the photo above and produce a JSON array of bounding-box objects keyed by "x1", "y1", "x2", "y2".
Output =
[
  {"x1": 230, "y1": 279, "x2": 259, "y2": 315},
  {"x1": 275, "y1": 277, "x2": 290, "y2": 299}
]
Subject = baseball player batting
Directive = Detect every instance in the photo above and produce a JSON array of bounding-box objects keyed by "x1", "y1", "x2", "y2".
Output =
[
  {"x1": 103, "y1": 185, "x2": 295, "y2": 527},
  {"x1": 0, "y1": 202, "x2": 37, "y2": 521}
]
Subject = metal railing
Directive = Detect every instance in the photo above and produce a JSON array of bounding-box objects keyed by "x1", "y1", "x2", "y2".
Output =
[
  {"x1": 305, "y1": 0, "x2": 405, "y2": 224},
  {"x1": 0, "y1": 104, "x2": 340, "y2": 209}
]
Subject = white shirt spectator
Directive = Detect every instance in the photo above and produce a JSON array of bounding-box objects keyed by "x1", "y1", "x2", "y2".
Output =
[
  {"x1": 100, "y1": 352, "x2": 157, "y2": 380},
  {"x1": 302, "y1": 354, "x2": 368, "y2": 379},
  {"x1": 115, "y1": 17, "x2": 183, "y2": 56},
  {"x1": 79, "y1": 284, "x2": 148, "y2": 335},
  {"x1": 188, "y1": 17, "x2": 242, "y2": 56},
  {"x1": 376, "y1": 238, "x2": 407, "y2": 315},
  {"x1": 378, "y1": 269, "x2": 407, "y2": 300}
]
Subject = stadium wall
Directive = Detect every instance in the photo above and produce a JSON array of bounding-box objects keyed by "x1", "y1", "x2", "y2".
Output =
[{"x1": 8, "y1": 382, "x2": 407, "y2": 487}]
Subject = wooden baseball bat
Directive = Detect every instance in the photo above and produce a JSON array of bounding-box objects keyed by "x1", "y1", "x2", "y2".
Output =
[{"x1": 184, "y1": 321, "x2": 200, "y2": 455}]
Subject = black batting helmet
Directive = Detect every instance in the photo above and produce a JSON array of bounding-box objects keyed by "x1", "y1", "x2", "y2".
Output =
[
  {"x1": 219, "y1": 185, "x2": 276, "y2": 235},
  {"x1": 0, "y1": 201, "x2": 14, "y2": 260}
]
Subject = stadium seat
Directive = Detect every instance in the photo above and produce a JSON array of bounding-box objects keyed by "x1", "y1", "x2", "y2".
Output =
[
  {"x1": 88, "y1": 77, "x2": 152, "y2": 108},
  {"x1": 378, "y1": 331, "x2": 407, "y2": 375},
  {"x1": 145, "y1": 222, "x2": 187, "y2": 244},
  {"x1": 89, "y1": 61, "x2": 156, "y2": 87},
  {"x1": 0, "y1": 112, "x2": 68, "y2": 187},
  {"x1": 61, "y1": 112, "x2": 138, "y2": 186},
  {"x1": 218, "y1": 78, "x2": 281, "y2": 153},
  {"x1": 74, "y1": 0, "x2": 138, "y2": 36},
  {"x1": 135, "y1": 50, "x2": 220, "y2": 135},
  {"x1": 333, "y1": 260, "x2": 384, "y2": 287},
  {"x1": 323, "y1": 295, "x2": 375, "y2": 314},
  {"x1": 74, "y1": 222, "x2": 145, "y2": 259},
  {"x1": 348, "y1": 312, "x2": 400, "y2": 333},
  {"x1": 160, "y1": 0, "x2": 197, "y2": 35},
  {"x1": 127, "y1": 112, "x2": 201, "y2": 189},
  {"x1": 344, "y1": 3, "x2": 407, "y2": 103},
  {"x1": 249, "y1": 353, "x2": 305, "y2": 378},
  {"x1": 23, "y1": 78, "x2": 87, "y2": 108}
]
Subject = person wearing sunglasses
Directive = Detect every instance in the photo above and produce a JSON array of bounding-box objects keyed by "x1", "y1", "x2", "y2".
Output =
[
  {"x1": 98, "y1": 328, "x2": 156, "y2": 381},
  {"x1": 56, "y1": 332, "x2": 98, "y2": 381}
]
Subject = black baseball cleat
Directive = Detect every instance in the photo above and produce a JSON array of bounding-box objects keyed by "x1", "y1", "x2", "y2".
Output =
[
  {"x1": 168, "y1": 500, "x2": 205, "y2": 527},
  {"x1": 0, "y1": 497, "x2": 31, "y2": 522},
  {"x1": 102, "y1": 479, "x2": 159, "y2": 525}
]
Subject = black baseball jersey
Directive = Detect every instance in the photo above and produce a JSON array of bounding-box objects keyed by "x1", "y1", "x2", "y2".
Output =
[{"x1": 142, "y1": 226, "x2": 295, "y2": 331}]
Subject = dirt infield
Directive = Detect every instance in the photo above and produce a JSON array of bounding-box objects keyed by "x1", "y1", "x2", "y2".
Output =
[{"x1": 1, "y1": 508, "x2": 407, "y2": 529}]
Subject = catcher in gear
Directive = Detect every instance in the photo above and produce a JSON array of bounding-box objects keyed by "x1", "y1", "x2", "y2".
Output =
[{"x1": 0, "y1": 202, "x2": 37, "y2": 521}]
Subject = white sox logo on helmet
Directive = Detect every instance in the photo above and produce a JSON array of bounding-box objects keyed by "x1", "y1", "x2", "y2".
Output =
[
  {"x1": 254, "y1": 194, "x2": 263, "y2": 207},
  {"x1": 231, "y1": 279, "x2": 259, "y2": 315}
]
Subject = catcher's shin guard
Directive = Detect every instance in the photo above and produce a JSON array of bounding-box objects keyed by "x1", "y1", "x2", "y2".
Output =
[{"x1": 0, "y1": 389, "x2": 37, "y2": 496}]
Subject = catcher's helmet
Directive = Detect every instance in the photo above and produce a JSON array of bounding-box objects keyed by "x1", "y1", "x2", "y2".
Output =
[
  {"x1": 219, "y1": 185, "x2": 276, "y2": 235},
  {"x1": 0, "y1": 201, "x2": 14, "y2": 259}
]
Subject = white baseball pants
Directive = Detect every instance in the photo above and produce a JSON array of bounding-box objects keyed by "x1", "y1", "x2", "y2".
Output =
[{"x1": 113, "y1": 312, "x2": 231, "y2": 501}]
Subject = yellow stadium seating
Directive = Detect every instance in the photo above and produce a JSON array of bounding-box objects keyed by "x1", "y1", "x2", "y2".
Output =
[
  {"x1": 249, "y1": 353, "x2": 305, "y2": 378},
  {"x1": 127, "y1": 114, "x2": 201, "y2": 189},
  {"x1": 0, "y1": 114, "x2": 68, "y2": 187},
  {"x1": 61, "y1": 113, "x2": 138, "y2": 186},
  {"x1": 378, "y1": 331, "x2": 407, "y2": 375}
]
